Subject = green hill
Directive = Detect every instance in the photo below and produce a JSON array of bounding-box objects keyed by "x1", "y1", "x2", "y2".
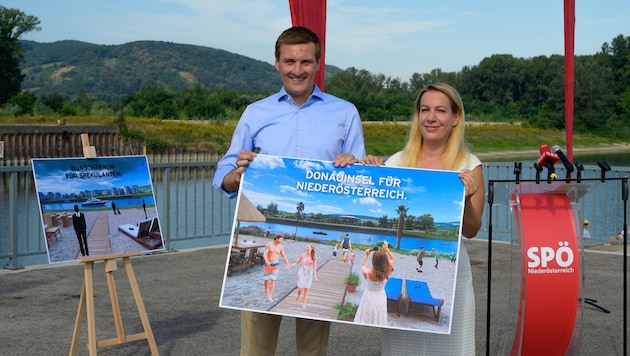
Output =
[{"x1": 19, "y1": 40, "x2": 342, "y2": 101}]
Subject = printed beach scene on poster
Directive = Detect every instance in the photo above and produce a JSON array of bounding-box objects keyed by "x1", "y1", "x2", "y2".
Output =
[
  {"x1": 32, "y1": 156, "x2": 164, "y2": 263},
  {"x1": 219, "y1": 154, "x2": 465, "y2": 334}
]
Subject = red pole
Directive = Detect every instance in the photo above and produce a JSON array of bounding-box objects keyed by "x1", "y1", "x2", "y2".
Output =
[
  {"x1": 288, "y1": 0, "x2": 327, "y2": 91},
  {"x1": 564, "y1": 0, "x2": 575, "y2": 160}
]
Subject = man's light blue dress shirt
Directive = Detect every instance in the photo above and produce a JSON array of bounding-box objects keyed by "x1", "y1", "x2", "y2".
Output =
[{"x1": 213, "y1": 85, "x2": 366, "y2": 198}]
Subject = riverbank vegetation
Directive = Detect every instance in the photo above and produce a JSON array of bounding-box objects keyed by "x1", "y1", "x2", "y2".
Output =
[{"x1": 1, "y1": 114, "x2": 623, "y2": 158}]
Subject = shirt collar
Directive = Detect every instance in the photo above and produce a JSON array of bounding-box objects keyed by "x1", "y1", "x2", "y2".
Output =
[{"x1": 277, "y1": 84, "x2": 324, "y2": 107}]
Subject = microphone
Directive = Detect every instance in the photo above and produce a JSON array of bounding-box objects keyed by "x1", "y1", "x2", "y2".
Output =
[
  {"x1": 552, "y1": 145, "x2": 574, "y2": 173},
  {"x1": 536, "y1": 144, "x2": 558, "y2": 180}
]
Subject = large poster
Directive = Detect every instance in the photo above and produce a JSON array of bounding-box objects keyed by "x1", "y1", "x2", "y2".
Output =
[
  {"x1": 219, "y1": 154, "x2": 465, "y2": 334},
  {"x1": 32, "y1": 156, "x2": 164, "y2": 263}
]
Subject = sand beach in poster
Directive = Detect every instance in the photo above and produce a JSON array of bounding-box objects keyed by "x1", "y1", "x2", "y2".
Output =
[
  {"x1": 219, "y1": 154, "x2": 466, "y2": 334},
  {"x1": 32, "y1": 156, "x2": 164, "y2": 263}
]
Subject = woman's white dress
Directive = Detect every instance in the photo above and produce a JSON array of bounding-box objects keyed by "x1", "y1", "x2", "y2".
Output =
[
  {"x1": 381, "y1": 151, "x2": 480, "y2": 355},
  {"x1": 354, "y1": 278, "x2": 388, "y2": 326},
  {"x1": 296, "y1": 253, "x2": 314, "y2": 288}
]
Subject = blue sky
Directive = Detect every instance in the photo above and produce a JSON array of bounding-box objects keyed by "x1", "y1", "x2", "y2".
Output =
[
  {"x1": 32, "y1": 156, "x2": 152, "y2": 195},
  {"x1": 241, "y1": 155, "x2": 465, "y2": 223},
  {"x1": 5, "y1": 0, "x2": 628, "y2": 81}
]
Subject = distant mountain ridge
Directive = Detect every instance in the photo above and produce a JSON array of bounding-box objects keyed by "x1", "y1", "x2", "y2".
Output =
[{"x1": 19, "y1": 40, "x2": 343, "y2": 101}]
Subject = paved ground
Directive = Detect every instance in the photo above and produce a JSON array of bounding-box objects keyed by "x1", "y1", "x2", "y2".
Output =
[{"x1": 0, "y1": 238, "x2": 628, "y2": 355}]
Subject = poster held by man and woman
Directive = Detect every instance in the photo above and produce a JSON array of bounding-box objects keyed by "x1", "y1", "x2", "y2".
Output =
[{"x1": 219, "y1": 154, "x2": 466, "y2": 335}]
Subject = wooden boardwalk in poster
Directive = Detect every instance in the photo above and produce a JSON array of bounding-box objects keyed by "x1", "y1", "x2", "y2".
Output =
[
  {"x1": 271, "y1": 258, "x2": 352, "y2": 320},
  {"x1": 87, "y1": 214, "x2": 111, "y2": 256}
]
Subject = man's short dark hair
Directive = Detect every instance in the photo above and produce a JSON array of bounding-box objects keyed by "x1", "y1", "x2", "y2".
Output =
[
  {"x1": 275, "y1": 26, "x2": 321, "y2": 61},
  {"x1": 274, "y1": 234, "x2": 284, "y2": 240}
]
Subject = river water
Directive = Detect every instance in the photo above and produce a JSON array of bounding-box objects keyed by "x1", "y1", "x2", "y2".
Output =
[{"x1": 242, "y1": 222, "x2": 458, "y2": 254}]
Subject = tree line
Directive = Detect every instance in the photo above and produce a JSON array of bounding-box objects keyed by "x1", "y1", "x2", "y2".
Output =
[{"x1": 2, "y1": 6, "x2": 629, "y2": 139}]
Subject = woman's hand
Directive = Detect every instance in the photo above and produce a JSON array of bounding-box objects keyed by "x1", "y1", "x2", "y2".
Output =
[
  {"x1": 459, "y1": 169, "x2": 480, "y2": 199},
  {"x1": 359, "y1": 155, "x2": 384, "y2": 166}
]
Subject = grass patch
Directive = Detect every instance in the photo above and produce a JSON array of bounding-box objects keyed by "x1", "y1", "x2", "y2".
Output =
[{"x1": 1, "y1": 115, "x2": 625, "y2": 155}]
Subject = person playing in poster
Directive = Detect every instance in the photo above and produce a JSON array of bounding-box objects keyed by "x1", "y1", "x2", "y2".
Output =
[
  {"x1": 342, "y1": 233, "x2": 352, "y2": 253},
  {"x1": 288, "y1": 244, "x2": 317, "y2": 309},
  {"x1": 434, "y1": 249, "x2": 440, "y2": 269},
  {"x1": 354, "y1": 242, "x2": 395, "y2": 326},
  {"x1": 211, "y1": 26, "x2": 366, "y2": 356},
  {"x1": 263, "y1": 234, "x2": 290, "y2": 302},
  {"x1": 361, "y1": 82, "x2": 485, "y2": 354},
  {"x1": 72, "y1": 204, "x2": 89, "y2": 257},
  {"x1": 416, "y1": 246, "x2": 425, "y2": 272}
]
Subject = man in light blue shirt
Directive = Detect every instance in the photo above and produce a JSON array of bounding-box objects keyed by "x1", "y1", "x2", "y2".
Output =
[{"x1": 212, "y1": 26, "x2": 365, "y2": 356}]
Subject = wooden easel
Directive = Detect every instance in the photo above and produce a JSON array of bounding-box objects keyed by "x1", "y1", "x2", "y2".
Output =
[
  {"x1": 69, "y1": 135, "x2": 158, "y2": 355},
  {"x1": 69, "y1": 252, "x2": 158, "y2": 355},
  {"x1": 80, "y1": 133, "x2": 97, "y2": 159}
]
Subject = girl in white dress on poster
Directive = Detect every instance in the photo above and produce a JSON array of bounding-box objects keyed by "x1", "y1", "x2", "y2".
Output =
[{"x1": 354, "y1": 241, "x2": 395, "y2": 326}]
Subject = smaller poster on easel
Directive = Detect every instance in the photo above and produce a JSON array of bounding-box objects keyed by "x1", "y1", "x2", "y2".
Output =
[{"x1": 32, "y1": 156, "x2": 164, "y2": 264}]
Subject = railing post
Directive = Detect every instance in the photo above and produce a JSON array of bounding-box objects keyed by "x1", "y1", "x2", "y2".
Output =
[
  {"x1": 162, "y1": 167, "x2": 171, "y2": 251},
  {"x1": 4, "y1": 171, "x2": 24, "y2": 270}
]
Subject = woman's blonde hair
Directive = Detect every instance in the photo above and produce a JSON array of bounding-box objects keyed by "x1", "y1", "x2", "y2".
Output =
[{"x1": 398, "y1": 82, "x2": 469, "y2": 170}]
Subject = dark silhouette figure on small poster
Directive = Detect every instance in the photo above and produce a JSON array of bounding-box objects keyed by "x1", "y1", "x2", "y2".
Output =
[
  {"x1": 72, "y1": 204, "x2": 89, "y2": 256},
  {"x1": 112, "y1": 201, "x2": 121, "y2": 215},
  {"x1": 143, "y1": 199, "x2": 147, "y2": 219}
]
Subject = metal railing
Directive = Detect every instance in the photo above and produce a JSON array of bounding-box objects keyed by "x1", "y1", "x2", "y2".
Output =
[{"x1": 1, "y1": 161, "x2": 628, "y2": 269}]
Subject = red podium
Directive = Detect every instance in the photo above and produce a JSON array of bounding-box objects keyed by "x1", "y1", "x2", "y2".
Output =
[{"x1": 506, "y1": 181, "x2": 591, "y2": 355}]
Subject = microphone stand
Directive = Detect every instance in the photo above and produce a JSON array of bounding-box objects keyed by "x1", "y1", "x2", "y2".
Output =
[
  {"x1": 485, "y1": 179, "x2": 495, "y2": 356},
  {"x1": 484, "y1": 166, "x2": 627, "y2": 355},
  {"x1": 622, "y1": 178, "x2": 628, "y2": 355}
]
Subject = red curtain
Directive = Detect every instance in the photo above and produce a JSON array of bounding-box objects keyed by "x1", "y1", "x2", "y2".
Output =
[
  {"x1": 288, "y1": 0, "x2": 327, "y2": 91},
  {"x1": 564, "y1": 0, "x2": 575, "y2": 160}
]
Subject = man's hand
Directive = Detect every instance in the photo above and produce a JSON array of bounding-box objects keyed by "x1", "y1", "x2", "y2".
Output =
[
  {"x1": 332, "y1": 153, "x2": 359, "y2": 167},
  {"x1": 221, "y1": 150, "x2": 258, "y2": 192}
]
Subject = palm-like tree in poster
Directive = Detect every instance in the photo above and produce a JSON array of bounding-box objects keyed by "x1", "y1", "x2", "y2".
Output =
[
  {"x1": 395, "y1": 204, "x2": 409, "y2": 249},
  {"x1": 294, "y1": 201, "x2": 305, "y2": 240}
]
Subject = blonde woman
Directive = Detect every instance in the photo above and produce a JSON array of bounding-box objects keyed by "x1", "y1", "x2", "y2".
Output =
[{"x1": 362, "y1": 83, "x2": 485, "y2": 354}]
